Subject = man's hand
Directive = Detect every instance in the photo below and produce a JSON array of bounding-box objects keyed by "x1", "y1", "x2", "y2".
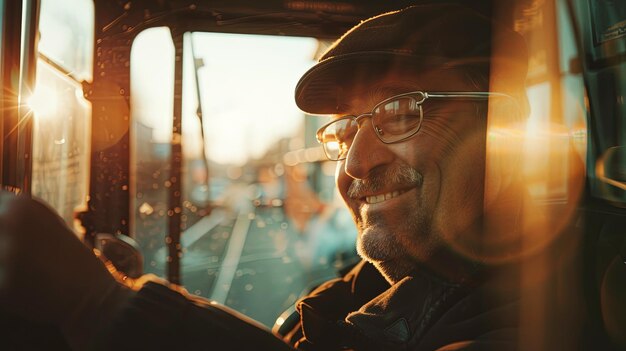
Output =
[{"x1": 0, "y1": 192, "x2": 133, "y2": 349}]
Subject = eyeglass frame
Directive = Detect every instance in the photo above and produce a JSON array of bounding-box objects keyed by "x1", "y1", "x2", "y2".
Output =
[{"x1": 315, "y1": 90, "x2": 514, "y2": 161}]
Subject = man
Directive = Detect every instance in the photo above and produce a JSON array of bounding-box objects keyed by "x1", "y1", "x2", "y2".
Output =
[
  {"x1": 280, "y1": 4, "x2": 539, "y2": 350},
  {"x1": 0, "y1": 4, "x2": 579, "y2": 351}
]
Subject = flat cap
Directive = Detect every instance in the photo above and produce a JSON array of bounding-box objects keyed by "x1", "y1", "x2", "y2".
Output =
[{"x1": 295, "y1": 4, "x2": 528, "y2": 114}]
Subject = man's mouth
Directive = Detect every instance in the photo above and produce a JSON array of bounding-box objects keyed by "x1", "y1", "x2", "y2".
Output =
[
  {"x1": 364, "y1": 189, "x2": 408, "y2": 204},
  {"x1": 347, "y1": 165, "x2": 423, "y2": 206}
]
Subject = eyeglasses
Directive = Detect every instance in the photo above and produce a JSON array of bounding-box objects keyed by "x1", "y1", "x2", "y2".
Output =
[{"x1": 316, "y1": 91, "x2": 513, "y2": 161}]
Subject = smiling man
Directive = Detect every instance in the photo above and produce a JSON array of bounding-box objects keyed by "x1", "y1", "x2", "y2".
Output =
[{"x1": 282, "y1": 3, "x2": 537, "y2": 350}]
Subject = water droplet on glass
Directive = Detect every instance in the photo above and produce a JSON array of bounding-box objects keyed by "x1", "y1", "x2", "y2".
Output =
[{"x1": 139, "y1": 202, "x2": 154, "y2": 215}]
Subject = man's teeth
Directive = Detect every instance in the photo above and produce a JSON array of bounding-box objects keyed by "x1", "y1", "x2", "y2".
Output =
[{"x1": 365, "y1": 191, "x2": 401, "y2": 204}]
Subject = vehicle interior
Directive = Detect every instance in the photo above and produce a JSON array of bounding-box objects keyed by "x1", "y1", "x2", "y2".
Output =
[{"x1": 0, "y1": 0, "x2": 625, "y2": 349}]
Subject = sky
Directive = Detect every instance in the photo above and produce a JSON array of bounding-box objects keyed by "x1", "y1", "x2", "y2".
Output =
[{"x1": 131, "y1": 28, "x2": 319, "y2": 165}]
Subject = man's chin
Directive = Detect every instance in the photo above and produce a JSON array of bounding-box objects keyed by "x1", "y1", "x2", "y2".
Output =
[{"x1": 356, "y1": 226, "x2": 402, "y2": 262}]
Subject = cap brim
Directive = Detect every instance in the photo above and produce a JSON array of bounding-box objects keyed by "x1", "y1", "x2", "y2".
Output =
[
  {"x1": 295, "y1": 52, "x2": 528, "y2": 115},
  {"x1": 295, "y1": 52, "x2": 458, "y2": 114}
]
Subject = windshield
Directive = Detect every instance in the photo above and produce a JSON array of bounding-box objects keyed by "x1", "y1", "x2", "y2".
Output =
[{"x1": 130, "y1": 29, "x2": 356, "y2": 326}]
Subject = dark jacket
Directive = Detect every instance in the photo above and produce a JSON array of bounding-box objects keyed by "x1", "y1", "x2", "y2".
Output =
[{"x1": 285, "y1": 260, "x2": 524, "y2": 351}]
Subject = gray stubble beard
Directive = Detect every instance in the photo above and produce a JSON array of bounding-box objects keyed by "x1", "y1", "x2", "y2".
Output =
[{"x1": 347, "y1": 164, "x2": 436, "y2": 282}]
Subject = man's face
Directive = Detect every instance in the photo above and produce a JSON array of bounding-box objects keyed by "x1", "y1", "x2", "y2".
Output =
[{"x1": 334, "y1": 69, "x2": 487, "y2": 280}]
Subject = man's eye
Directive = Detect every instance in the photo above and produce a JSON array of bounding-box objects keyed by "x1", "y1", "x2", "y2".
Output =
[
  {"x1": 379, "y1": 114, "x2": 421, "y2": 134},
  {"x1": 336, "y1": 125, "x2": 357, "y2": 142}
]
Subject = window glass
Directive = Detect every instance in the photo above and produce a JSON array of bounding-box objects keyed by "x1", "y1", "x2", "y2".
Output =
[
  {"x1": 579, "y1": 0, "x2": 626, "y2": 204},
  {"x1": 130, "y1": 27, "x2": 175, "y2": 278},
  {"x1": 509, "y1": 0, "x2": 587, "y2": 204},
  {"x1": 556, "y1": 0, "x2": 587, "y2": 166},
  {"x1": 38, "y1": 0, "x2": 94, "y2": 81},
  {"x1": 29, "y1": 60, "x2": 91, "y2": 230},
  {"x1": 29, "y1": 0, "x2": 93, "y2": 233},
  {"x1": 130, "y1": 30, "x2": 357, "y2": 326}
]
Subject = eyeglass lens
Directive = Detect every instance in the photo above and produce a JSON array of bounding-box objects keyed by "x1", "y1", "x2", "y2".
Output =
[{"x1": 320, "y1": 96, "x2": 422, "y2": 160}]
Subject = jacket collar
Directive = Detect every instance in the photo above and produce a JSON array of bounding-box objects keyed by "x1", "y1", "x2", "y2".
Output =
[{"x1": 345, "y1": 271, "x2": 465, "y2": 350}]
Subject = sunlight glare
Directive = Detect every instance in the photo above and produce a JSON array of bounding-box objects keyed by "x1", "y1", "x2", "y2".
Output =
[{"x1": 26, "y1": 85, "x2": 58, "y2": 118}]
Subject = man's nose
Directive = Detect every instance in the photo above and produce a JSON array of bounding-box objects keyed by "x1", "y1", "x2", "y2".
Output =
[{"x1": 343, "y1": 122, "x2": 394, "y2": 179}]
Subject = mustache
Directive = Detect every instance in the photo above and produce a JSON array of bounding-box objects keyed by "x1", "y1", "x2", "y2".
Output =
[{"x1": 347, "y1": 165, "x2": 423, "y2": 199}]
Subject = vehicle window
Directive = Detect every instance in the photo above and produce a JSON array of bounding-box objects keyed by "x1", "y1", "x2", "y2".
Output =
[
  {"x1": 578, "y1": 0, "x2": 626, "y2": 205},
  {"x1": 130, "y1": 29, "x2": 357, "y2": 326},
  {"x1": 29, "y1": 0, "x2": 94, "y2": 231},
  {"x1": 37, "y1": 0, "x2": 94, "y2": 81},
  {"x1": 511, "y1": 0, "x2": 587, "y2": 203}
]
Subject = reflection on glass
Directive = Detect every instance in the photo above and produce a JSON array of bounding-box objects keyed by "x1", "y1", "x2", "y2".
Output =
[{"x1": 596, "y1": 146, "x2": 626, "y2": 204}]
